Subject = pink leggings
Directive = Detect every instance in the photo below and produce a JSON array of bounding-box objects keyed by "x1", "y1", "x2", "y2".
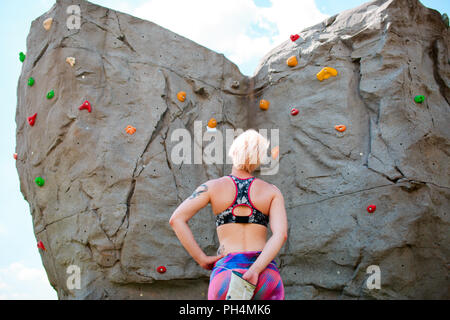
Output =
[{"x1": 208, "y1": 251, "x2": 284, "y2": 300}]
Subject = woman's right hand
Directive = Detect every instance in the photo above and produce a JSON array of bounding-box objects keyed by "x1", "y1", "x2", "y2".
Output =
[{"x1": 198, "y1": 254, "x2": 225, "y2": 270}]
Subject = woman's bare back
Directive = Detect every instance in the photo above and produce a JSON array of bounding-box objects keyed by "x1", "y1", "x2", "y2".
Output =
[{"x1": 208, "y1": 175, "x2": 278, "y2": 255}]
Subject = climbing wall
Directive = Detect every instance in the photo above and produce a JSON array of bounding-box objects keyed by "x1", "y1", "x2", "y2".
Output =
[{"x1": 15, "y1": 0, "x2": 449, "y2": 299}]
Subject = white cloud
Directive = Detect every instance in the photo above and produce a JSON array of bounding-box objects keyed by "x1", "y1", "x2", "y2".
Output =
[
  {"x1": 0, "y1": 262, "x2": 57, "y2": 300},
  {"x1": 123, "y1": 0, "x2": 328, "y2": 75}
]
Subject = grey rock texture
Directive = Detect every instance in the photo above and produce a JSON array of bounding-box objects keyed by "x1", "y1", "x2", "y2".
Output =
[{"x1": 15, "y1": 0, "x2": 449, "y2": 299}]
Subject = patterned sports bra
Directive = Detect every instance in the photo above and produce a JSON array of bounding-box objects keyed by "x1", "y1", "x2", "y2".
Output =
[{"x1": 215, "y1": 175, "x2": 269, "y2": 228}]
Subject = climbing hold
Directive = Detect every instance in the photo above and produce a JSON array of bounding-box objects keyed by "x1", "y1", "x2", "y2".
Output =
[
  {"x1": 13, "y1": 153, "x2": 18, "y2": 160},
  {"x1": 259, "y1": 99, "x2": 270, "y2": 111},
  {"x1": 316, "y1": 67, "x2": 338, "y2": 81},
  {"x1": 66, "y1": 57, "x2": 76, "y2": 67},
  {"x1": 27, "y1": 77, "x2": 35, "y2": 87},
  {"x1": 177, "y1": 91, "x2": 186, "y2": 102},
  {"x1": 157, "y1": 266, "x2": 166, "y2": 274},
  {"x1": 367, "y1": 204, "x2": 376, "y2": 213},
  {"x1": 271, "y1": 146, "x2": 279, "y2": 160},
  {"x1": 231, "y1": 80, "x2": 240, "y2": 89},
  {"x1": 414, "y1": 95, "x2": 425, "y2": 103},
  {"x1": 126, "y1": 125, "x2": 136, "y2": 135},
  {"x1": 37, "y1": 241, "x2": 46, "y2": 251},
  {"x1": 46, "y1": 90, "x2": 55, "y2": 99},
  {"x1": 19, "y1": 52, "x2": 26, "y2": 63},
  {"x1": 290, "y1": 34, "x2": 300, "y2": 42},
  {"x1": 35, "y1": 177, "x2": 45, "y2": 187},
  {"x1": 290, "y1": 108, "x2": 299, "y2": 116},
  {"x1": 287, "y1": 56, "x2": 298, "y2": 67},
  {"x1": 79, "y1": 100, "x2": 92, "y2": 113},
  {"x1": 43, "y1": 18, "x2": 53, "y2": 31},
  {"x1": 207, "y1": 118, "x2": 217, "y2": 132},
  {"x1": 28, "y1": 113, "x2": 37, "y2": 126},
  {"x1": 334, "y1": 125, "x2": 346, "y2": 132},
  {"x1": 442, "y1": 13, "x2": 449, "y2": 28}
]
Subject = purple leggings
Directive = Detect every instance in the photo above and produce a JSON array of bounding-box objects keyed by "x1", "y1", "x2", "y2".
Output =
[{"x1": 208, "y1": 251, "x2": 284, "y2": 300}]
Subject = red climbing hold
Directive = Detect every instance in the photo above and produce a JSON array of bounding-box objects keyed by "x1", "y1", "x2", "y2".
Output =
[
  {"x1": 28, "y1": 113, "x2": 37, "y2": 126},
  {"x1": 290, "y1": 34, "x2": 300, "y2": 42},
  {"x1": 157, "y1": 266, "x2": 166, "y2": 274},
  {"x1": 367, "y1": 204, "x2": 376, "y2": 213},
  {"x1": 37, "y1": 241, "x2": 46, "y2": 251},
  {"x1": 79, "y1": 100, "x2": 92, "y2": 112},
  {"x1": 13, "y1": 153, "x2": 18, "y2": 160},
  {"x1": 291, "y1": 108, "x2": 299, "y2": 116}
]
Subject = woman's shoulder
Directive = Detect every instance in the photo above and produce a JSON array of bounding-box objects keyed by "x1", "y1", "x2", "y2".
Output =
[{"x1": 253, "y1": 177, "x2": 282, "y2": 195}]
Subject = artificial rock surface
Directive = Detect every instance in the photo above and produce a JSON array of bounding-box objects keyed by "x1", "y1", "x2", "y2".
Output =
[{"x1": 15, "y1": 0, "x2": 449, "y2": 299}]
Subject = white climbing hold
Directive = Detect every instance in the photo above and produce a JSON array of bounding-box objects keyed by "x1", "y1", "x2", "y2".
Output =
[
  {"x1": 66, "y1": 57, "x2": 76, "y2": 67},
  {"x1": 43, "y1": 18, "x2": 53, "y2": 31}
]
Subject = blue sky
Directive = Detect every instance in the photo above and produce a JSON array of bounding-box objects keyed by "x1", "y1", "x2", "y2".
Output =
[{"x1": 0, "y1": 0, "x2": 448, "y2": 300}]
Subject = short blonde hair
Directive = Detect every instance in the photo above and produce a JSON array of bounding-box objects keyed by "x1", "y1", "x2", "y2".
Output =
[{"x1": 228, "y1": 129, "x2": 269, "y2": 173}]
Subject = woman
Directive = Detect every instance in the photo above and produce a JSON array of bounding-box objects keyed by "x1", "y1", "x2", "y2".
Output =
[{"x1": 169, "y1": 129, "x2": 287, "y2": 300}]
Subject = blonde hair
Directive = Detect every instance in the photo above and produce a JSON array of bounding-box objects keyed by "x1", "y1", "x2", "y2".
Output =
[{"x1": 228, "y1": 129, "x2": 269, "y2": 173}]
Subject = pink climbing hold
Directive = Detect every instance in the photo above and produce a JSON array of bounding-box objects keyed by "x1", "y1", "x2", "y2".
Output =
[
  {"x1": 290, "y1": 34, "x2": 300, "y2": 42},
  {"x1": 79, "y1": 100, "x2": 92, "y2": 113},
  {"x1": 367, "y1": 204, "x2": 376, "y2": 213},
  {"x1": 28, "y1": 113, "x2": 37, "y2": 126},
  {"x1": 157, "y1": 266, "x2": 166, "y2": 274},
  {"x1": 37, "y1": 241, "x2": 46, "y2": 251}
]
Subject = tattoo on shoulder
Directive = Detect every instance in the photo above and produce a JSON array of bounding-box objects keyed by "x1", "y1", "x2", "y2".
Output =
[{"x1": 188, "y1": 184, "x2": 208, "y2": 200}]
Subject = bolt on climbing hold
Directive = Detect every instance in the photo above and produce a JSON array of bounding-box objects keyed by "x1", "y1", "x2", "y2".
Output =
[
  {"x1": 271, "y1": 146, "x2": 279, "y2": 160},
  {"x1": 35, "y1": 177, "x2": 45, "y2": 187},
  {"x1": 177, "y1": 91, "x2": 186, "y2": 102},
  {"x1": 28, "y1": 113, "x2": 37, "y2": 126},
  {"x1": 43, "y1": 18, "x2": 53, "y2": 31},
  {"x1": 290, "y1": 34, "x2": 300, "y2": 42},
  {"x1": 79, "y1": 100, "x2": 92, "y2": 112},
  {"x1": 27, "y1": 77, "x2": 35, "y2": 87},
  {"x1": 442, "y1": 13, "x2": 449, "y2": 28},
  {"x1": 290, "y1": 108, "x2": 299, "y2": 116},
  {"x1": 46, "y1": 90, "x2": 55, "y2": 99},
  {"x1": 13, "y1": 153, "x2": 18, "y2": 160},
  {"x1": 207, "y1": 118, "x2": 217, "y2": 132},
  {"x1": 367, "y1": 204, "x2": 376, "y2": 213},
  {"x1": 126, "y1": 125, "x2": 136, "y2": 135},
  {"x1": 317, "y1": 67, "x2": 338, "y2": 81},
  {"x1": 19, "y1": 52, "x2": 26, "y2": 62},
  {"x1": 66, "y1": 57, "x2": 76, "y2": 67},
  {"x1": 287, "y1": 56, "x2": 298, "y2": 67},
  {"x1": 157, "y1": 266, "x2": 166, "y2": 274},
  {"x1": 37, "y1": 241, "x2": 46, "y2": 251},
  {"x1": 414, "y1": 95, "x2": 425, "y2": 103},
  {"x1": 259, "y1": 99, "x2": 270, "y2": 111},
  {"x1": 334, "y1": 125, "x2": 346, "y2": 132}
]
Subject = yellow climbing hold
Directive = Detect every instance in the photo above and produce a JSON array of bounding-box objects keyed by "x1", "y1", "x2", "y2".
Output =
[
  {"x1": 43, "y1": 18, "x2": 53, "y2": 31},
  {"x1": 177, "y1": 91, "x2": 186, "y2": 102},
  {"x1": 66, "y1": 57, "x2": 76, "y2": 67},
  {"x1": 259, "y1": 99, "x2": 270, "y2": 111},
  {"x1": 287, "y1": 56, "x2": 298, "y2": 67},
  {"x1": 316, "y1": 67, "x2": 338, "y2": 81}
]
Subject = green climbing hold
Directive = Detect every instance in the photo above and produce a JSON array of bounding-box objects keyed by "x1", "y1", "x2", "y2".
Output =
[
  {"x1": 35, "y1": 177, "x2": 45, "y2": 187},
  {"x1": 442, "y1": 13, "x2": 449, "y2": 28},
  {"x1": 46, "y1": 90, "x2": 55, "y2": 99},
  {"x1": 28, "y1": 77, "x2": 35, "y2": 87},
  {"x1": 19, "y1": 52, "x2": 26, "y2": 62},
  {"x1": 414, "y1": 95, "x2": 425, "y2": 103}
]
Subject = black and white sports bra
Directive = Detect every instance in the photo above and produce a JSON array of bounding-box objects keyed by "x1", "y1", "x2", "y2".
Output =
[{"x1": 215, "y1": 175, "x2": 269, "y2": 228}]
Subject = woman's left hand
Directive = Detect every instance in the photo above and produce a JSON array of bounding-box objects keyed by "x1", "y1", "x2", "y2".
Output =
[{"x1": 242, "y1": 269, "x2": 259, "y2": 286}]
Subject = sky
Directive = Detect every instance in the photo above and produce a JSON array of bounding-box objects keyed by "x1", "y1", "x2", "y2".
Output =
[{"x1": 0, "y1": 0, "x2": 448, "y2": 300}]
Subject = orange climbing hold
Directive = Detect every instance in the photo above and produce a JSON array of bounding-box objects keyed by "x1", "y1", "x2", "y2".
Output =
[
  {"x1": 37, "y1": 241, "x2": 46, "y2": 251},
  {"x1": 271, "y1": 146, "x2": 279, "y2": 160},
  {"x1": 316, "y1": 67, "x2": 338, "y2": 81},
  {"x1": 208, "y1": 118, "x2": 217, "y2": 129},
  {"x1": 43, "y1": 18, "x2": 53, "y2": 31},
  {"x1": 126, "y1": 125, "x2": 136, "y2": 135},
  {"x1": 66, "y1": 57, "x2": 76, "y2": 67},
  {"x1": 177, "y1": 91, "x2": 186, "y2": 102},
  {"x1": 287, "y1": 56, "x2": 298, "y2": 67},
  {"x1": 259, "y1": 99, "x2": 270, "y2": 111},
  {"x1": 334, "y1": 125, "x2": 346, "y2": 132}
]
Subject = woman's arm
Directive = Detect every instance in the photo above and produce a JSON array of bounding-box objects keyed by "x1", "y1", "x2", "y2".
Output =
[
  {"x1": 243, "y1": 186, "x2": 288, "y2": 285},
  {"x1": 169, "y1": 182, "x2": 224, "y2": 270}
]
